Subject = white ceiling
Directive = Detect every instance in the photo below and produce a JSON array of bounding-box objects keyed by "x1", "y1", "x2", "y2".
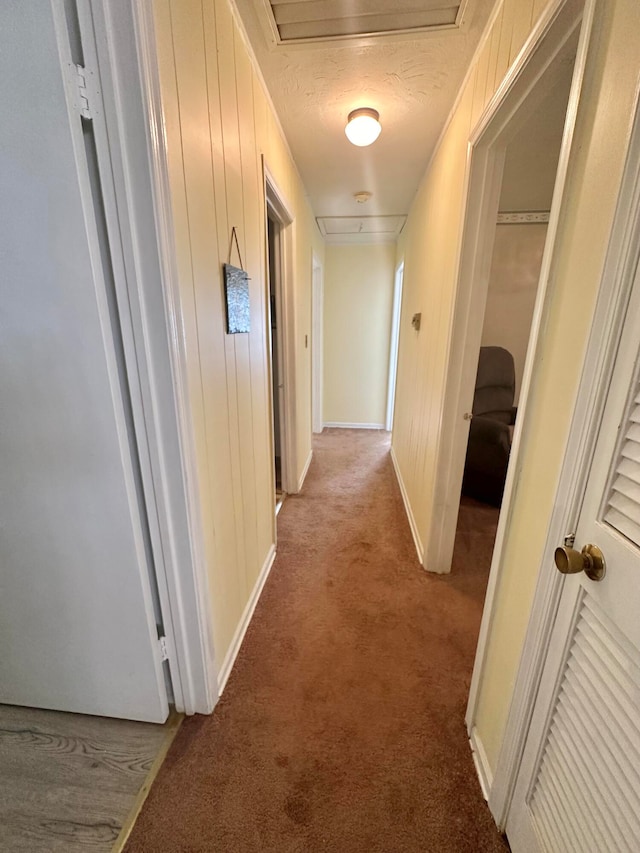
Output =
[{"x1": 233, "y1": 0, "x2": 496, "y2": 224}]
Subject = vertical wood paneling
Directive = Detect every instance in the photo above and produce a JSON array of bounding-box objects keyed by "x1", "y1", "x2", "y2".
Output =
[
  {"x1": 213, "y1": 0, "x2": 251, "y2": 609},
  {"x1": 471, "y1": 35, "x2": 492, "y2": 128},
  {"x1": 169, "y1": 0, "x2": 240, "y2": 648},
  {"x1": 235, "y1": 29, "x2": 271, "y2": 587},
  {"x1": 153, "y1": 0, "x2": 323, "y2": 664},
  {"x1": 532, "y1": 0, "x2": 550, "y2": 27},
  {"x1": 495, "y1": 1, "x2": 516, "y2": 85},
  {"x1": 201, "y1": 0, "x2": 243, "y2": 647},
  {"x1": 485, "y1": 6, "x2": 504, "y2": 105},
  {"x1": 509, "y1": 0, "x2": 535, "y2": 66}
]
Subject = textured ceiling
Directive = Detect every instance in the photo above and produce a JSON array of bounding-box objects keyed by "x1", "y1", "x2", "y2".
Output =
[{"x1": 232, "y1": 0, "x2": 496, "y2": 222}]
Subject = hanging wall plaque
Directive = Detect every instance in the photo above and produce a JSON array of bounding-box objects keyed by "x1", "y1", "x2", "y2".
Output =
[{"x1": 223, "y1": 227, "x2": 250, "y2": 334}]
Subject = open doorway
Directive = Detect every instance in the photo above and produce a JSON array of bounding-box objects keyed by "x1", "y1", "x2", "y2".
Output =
[
  {"x1": 386, "y1": 262, "x2": 404, "y2": 432},
  {"x1": 264, "y1": 168, "x2": 296, "y2": 513},
  {"x1": 266, "y1": 212, "x2": 285, "y2": 513},
  {"x1": 312, "y1": 255, "x2": 323, "y2": 434},
  {"x1": 426, "y1": 0, "x2": 593, "y2": 582},
  {"x1": 451, "y1": 62, "x2": 576, "y2": 635},
  {"x1": 460, "y1": 64, "x2": 574, "y2": 512}
]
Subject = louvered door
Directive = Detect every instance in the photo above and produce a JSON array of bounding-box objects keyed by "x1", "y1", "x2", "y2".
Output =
[{"x1": 506, "y1": 256, "x2": 640, "y2": 851}]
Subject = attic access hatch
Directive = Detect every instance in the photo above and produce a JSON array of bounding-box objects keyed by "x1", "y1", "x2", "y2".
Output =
[
  {"x1": 263, "y1": 0, "x2": 469, "y2": 45},
  {"x1": 316, "y1": 215, "x2": 406, "y2": 244}
]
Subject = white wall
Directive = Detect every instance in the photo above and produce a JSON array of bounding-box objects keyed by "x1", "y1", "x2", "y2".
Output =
[
  {"x1": 481, "y1": 223, "x2": 547, "y2": 401},
  {"x1": 323, "y1": 243, "x2": 395, "y2": 427}
]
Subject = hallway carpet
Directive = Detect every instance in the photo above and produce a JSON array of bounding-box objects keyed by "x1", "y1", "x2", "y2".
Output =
[{"x1": 126, "y1": 429, "x2": 507, "y2": 852}]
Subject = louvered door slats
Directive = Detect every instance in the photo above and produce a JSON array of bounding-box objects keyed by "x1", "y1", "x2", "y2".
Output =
[
  {"x1": 568, "y1": 673, "x2": 640, "y2": 795},
  {"x1": 605, "y1": 385, "x2": 640, "y2": 546},
  {"x1": 582, "y1": 603, "x2": 640, "y2": 676},
  {"x1": 577, "y1": 623, "x2": 640, "y2": 712},
  {"x1": 528, "y1": 597, "x2": 640, "y2": 853},
  {"x1": 618, "y1": 456, "x2": 640, "y2": 487},
  {"x1": 558, "y1": 691, "x2": 640, "y2": 837},
  {"x1": 557, "y1": 694, "x2": 637, "y2": 844},
  {"x1": 544, "y1": 733, "x2": 608, "y2": 852}
]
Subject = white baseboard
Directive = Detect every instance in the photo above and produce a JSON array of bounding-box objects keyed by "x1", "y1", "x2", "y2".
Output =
[
  {"x1": 470, "y1": 726, "x2": 494, "y2": 802},
  {"x1": 297, "y1": 450, "x2": 313, "y2": 492},
  {"x1": 217, "y1": 543, "x2": 277, "y2": 696},
  {"x1": 323, "y1": 422, "x2": 386, "y2": 430},
  {"x1": 390, "y1": 446, "x2": 424, "y2": 565}
]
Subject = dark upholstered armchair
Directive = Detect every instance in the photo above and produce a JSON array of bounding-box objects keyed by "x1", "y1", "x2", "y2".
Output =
[{"x1": 462, "y1": 346, "x2": 516, "y2": 507}]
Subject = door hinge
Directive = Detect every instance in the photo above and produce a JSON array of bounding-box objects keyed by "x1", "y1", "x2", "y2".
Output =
[
  {"x1": 75, "y1": 64, "x2": 98, "y2": 120},
  {"x1": 158, "y1": 636, "x2": 170, "y2": 661}
]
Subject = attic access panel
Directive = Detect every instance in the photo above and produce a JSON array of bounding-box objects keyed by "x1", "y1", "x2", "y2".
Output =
[
  {"x1": 316, "y1": 215, "x2": 406, "y2": 243},
  {"x1": 266, "y1": 0, "x2": 468, "y2": 44}
]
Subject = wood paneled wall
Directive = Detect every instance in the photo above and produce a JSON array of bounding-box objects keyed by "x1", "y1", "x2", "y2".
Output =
[{"x1": 152, "y1": 0, "x2": 323, "y2": 670}]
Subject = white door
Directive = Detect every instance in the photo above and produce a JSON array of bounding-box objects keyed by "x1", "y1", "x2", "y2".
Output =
[
  {"x1": 0, "y1": 2, "x2": 169, "y2": 722},
  {"x1": 506, "y1": 253, "x2": 640, "y2": 848}
]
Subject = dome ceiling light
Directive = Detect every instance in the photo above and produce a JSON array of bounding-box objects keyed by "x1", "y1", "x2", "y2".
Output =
[{"x1": 345, "y1": 108, "x2": 381, "y2": 147}]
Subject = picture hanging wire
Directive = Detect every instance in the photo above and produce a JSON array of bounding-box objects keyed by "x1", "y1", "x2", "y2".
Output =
[{"x1": 228, "y1": 226, "x2": 245, "y2": 271}]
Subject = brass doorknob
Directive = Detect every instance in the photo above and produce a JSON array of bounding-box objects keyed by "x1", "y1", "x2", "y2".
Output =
[{"x1": 554, "y1": 544, "x2": 606, "y2": 582}]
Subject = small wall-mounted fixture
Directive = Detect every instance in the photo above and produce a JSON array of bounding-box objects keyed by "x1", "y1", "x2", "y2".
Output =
[
  {"x1": 354, "y1": 191, "x2": 372, "y2": 204},
  {"x1": 412, "y1": 312, "x2": 421, "y2": 331},
  {"x1": 345, "y1": 108, "x2": 382, "y2": 147}
]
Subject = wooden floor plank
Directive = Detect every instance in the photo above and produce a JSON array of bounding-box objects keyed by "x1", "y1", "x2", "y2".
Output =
[{"x1": 0, "y1": 704, "x2": 181, "y2": 852}]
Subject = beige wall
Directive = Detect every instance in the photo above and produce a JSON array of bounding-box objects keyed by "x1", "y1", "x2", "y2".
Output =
[
  {"x1": 323, "y1": 243, "x2": 395, "y2": 426},
  {"x1": 392, "y1": 0, "x2": 640, "y2": 775},
  {"x1": 152, "y1": 0, "x2": 323, "y2": 669},
  {"x1": 481, "y1": 223, "x2": 547, "y2": 401}
]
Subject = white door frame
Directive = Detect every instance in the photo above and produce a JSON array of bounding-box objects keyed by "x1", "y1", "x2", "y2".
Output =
[
  {"x1": 464, "y1": 0, "x2": 596, "y2": 734},
  {"x1": 489, "y1": 90, "x2": 640, "y2": 833},
  {"x1": 386, "y1": 261, "x2": 404, "y2": 432},
  {"x1": 312, "y1": 254, "x2": 324, "y2": 434},
  {"x1": 264, "y1": 163, "x2": 298, "y2": 494},
  {"x1": 429, "y1": 0, "x2": 594, "y2": 580},
  {"x1": 92, "y1": 0, "x2": 219, "y2": 714}
]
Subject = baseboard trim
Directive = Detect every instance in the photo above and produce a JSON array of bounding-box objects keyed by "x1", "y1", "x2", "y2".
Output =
[
  {"x1": 297, "y1": 450, "x2": 313, "y2": 492},
  {"x1": 217, "y1": 543, "x2": 277, "y2": 696},
  {"x1": 470, "y1": 726, "x2": 494, "y2": 802},
  {"x1": 389, "y1": 446, "x2": 424, "y2": 565},
  {"x1": 323, "y1": 422, "x2": 385, "y2": 430}
]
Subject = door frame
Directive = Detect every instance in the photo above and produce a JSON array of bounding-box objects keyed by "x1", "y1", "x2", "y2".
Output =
[
  {"x1": 386, "y1": 261, "x2": 404, "y2": 432},
  {"x1": 312, "y1": 254, "x2": 324, "y2": 434},
  {"x1": 264, "y1": 163, "x2": 298, "y2": 494},
  {"x1": 455, "y1": 0, "x2": 596, "y2": 783},
  {"x1": 427, "y1": 0, "x2": 593, "y2": 579},
  {"x1": 490, "y1": 90, "x2": 640, "y2": 832},
  {"x1": 96, "y1": 0, "x2": 219, "y2": 714}
]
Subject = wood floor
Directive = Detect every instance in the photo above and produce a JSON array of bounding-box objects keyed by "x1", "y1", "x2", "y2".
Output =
[{"x1": 0, "y1": 704, "x2": 180, "y2": 852}]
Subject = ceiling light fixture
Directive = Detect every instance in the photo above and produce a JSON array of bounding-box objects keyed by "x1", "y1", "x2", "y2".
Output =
[{"x1": 345, "y1": 108, "x2": 381, "y2": 147}]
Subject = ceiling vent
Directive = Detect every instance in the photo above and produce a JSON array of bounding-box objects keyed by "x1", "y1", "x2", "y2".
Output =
[{"x1": 264, "y1": 0, "x2": 469, "y2": 45}]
